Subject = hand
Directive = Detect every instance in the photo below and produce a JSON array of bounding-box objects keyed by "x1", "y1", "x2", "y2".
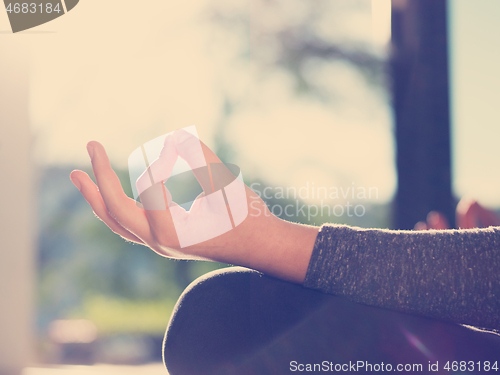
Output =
[
  {"x1": 456, "y1": 197, "x2": 500, "y2": 229},
  {"x1": 414, "y1": 197, "x2": 500, "y2": 230},
  {"x1": 70, "y1": 133, "x2": 318, "y2": 283}
]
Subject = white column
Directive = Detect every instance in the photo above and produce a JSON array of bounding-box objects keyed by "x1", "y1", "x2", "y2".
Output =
[{"x1": 0, "y1": 39, "x2": 35, "y2": 375}]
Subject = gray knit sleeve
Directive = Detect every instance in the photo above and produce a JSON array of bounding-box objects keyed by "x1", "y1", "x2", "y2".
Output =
[{"x1": 303, "y1": 224, "x2": 500, "y2": 331}]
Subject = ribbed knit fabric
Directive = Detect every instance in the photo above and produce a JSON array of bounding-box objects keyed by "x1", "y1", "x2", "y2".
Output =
[{"x1": 304, "y1": 224, "x2": 500, "y2": 332}]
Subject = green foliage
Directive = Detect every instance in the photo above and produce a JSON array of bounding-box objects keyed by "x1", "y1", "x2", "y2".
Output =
[{"x1": 69, "y1": 294, "x2": 176, "y2": 335}]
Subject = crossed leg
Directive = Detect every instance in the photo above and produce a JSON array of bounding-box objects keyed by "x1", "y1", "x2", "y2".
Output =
[{"x1": 163, "y1": 267, "x2": 500, "y2": 375}]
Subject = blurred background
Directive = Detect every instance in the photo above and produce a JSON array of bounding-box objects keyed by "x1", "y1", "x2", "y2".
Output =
[{"x1": 1, "y1": 0, "x2": 500, "y2": 374}]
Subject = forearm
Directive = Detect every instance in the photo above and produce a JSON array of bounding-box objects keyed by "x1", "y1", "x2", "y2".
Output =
[
  {"x1": 243, "y1": 218, "x2": 319, "y2": 284},
  {"x1": 210, "y1": 212, "x2": 319, "y2": 284},
  {"x1": 304, "y1": 224, "x2": 500, "y2": 331}
]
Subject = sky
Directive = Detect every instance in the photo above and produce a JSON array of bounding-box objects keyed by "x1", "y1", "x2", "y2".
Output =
[{"x1": 1, "y1": 0, "x2": 499, "y2": 206}]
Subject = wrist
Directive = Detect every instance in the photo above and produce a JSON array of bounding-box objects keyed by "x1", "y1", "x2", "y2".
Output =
[{"x1": 239, "y1": 215, "x2": 319, "y2": 284}]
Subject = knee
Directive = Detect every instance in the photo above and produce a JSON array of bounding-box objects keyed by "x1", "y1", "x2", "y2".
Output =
[
  {"x1": 162, "y1": 267, "x2": 263, "y2": 375},
  {"x1": 163, "y1": 266, "x2": 329, "y2": 375}
]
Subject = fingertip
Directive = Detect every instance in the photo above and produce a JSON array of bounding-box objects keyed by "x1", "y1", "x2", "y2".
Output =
[
  {"x1": 426, "y1": 211, "x2": 440, "y2": 222},
  {"x1": 70, "y1": 170, "x2": 95, "y2": 190},
  {"x1": 457, "y1": 196, "x2": 477, "y2": 210},
  {"x1": 414, "y1": 221, "x2": 428, "y2": 231},
  {"x1": 86, "y1": 140, "x2": 102, "y2": 148},
  {"x1": 87, "y1": 140, "x2": 103, "y2": 160},
  {"x1": 70, "y1": 170, "x2": 82, "y2": 190},
  {"x1": 70, "y1": 169, "x2": 88, "y2": 179},
  {"x1": 426, "y1": 211, "x2": 449, "y2": 230}
]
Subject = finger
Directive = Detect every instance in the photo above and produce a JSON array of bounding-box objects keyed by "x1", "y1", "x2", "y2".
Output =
[
  {"x1": 140, "y1": 130, "x2": 243, "y2": 249},
  {"x1": 426, "y1": 211, "x2": 449, "y2": 230},
  {"x1": 174, "y1": 130, "x2": 250, "y2": 228},
  {"x1": 87, "y1": 141, "x2": 154, "y2": 242},
  {"x1": 140, "y1": 183, "x2": 182, "y2": 249},
  {"x1": 144, "y1": 130, "x2": 215, "y2": 194},
  {"x1": 414, "y1": 221, "x2": 428, "y2": 231},
  {"x1": 70, "y1": 170, "x2": 144, "y2": 244},
  {"x1": 173, "y1": 129, "x2": 236, "y2": 194},
  {"x1": 476, "y1": 203, "x2": 500, "y2": 227},
  {"x1": 137, "y1": 134, "x2": 178, "y2": 200},
  {"x1": 145, "y1": 129, "x2": 238, "y2": 196},
  {"x1": 129, "y1": 133, "x2": 190, "y2": 249},
  {"x1": 135, "y1": 134, "x2": 181, "y2": 247},
  {"x1": 456, "y1": 198, "x2": 479, "y2": 229},
  {"x1": 174, "y1": 131, "x2": 247, "y2": 227},
  {"x1": 140, "y1": 130, "x2": 222, "y2": 248}
]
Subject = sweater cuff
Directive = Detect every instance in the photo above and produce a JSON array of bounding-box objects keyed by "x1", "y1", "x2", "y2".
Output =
[{"x1": 303, "y1": 224, "x2": 344, "y2": 293}]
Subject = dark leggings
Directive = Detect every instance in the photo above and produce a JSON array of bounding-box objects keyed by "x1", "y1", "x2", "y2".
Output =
[{"x1": 163, "y1": 267, "x2": 500, "y2": 375}]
